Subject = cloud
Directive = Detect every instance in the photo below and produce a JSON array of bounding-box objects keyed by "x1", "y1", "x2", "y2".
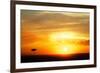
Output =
[{"x1": 21, "y1": 10, "x2": 89, "y2": 34}]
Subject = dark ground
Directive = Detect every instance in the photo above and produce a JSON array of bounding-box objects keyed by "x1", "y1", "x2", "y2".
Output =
[{"x1": 21, "y1": 53, "x2": 89, "y2": 63}]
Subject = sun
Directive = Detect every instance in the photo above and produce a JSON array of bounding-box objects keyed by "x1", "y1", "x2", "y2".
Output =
[
  {"x1": 53, "y1": 45, "x2": 70, "y2": 55},
  {"x1": 60, "y1": 46, "x2": 69, "y2": 54}
]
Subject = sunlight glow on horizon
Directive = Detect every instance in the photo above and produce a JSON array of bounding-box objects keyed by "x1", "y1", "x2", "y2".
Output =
[{"x1": 21, "y1": 32, "x2": 89, "y2": 56}]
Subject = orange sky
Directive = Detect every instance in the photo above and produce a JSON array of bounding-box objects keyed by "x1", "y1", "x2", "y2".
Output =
[{"x1": 21, "y1": 10, "x2": 90, "y2": 56}]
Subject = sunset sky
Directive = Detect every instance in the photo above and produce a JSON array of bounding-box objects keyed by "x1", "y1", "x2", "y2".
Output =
[{"x1": 21, "y1": 10, "x2": 90, "y2": 56}]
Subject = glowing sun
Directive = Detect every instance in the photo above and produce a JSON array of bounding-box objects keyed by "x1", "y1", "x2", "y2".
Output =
[{"x1": 60, "y1": 46, "x2": 69, "y2": 54}]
